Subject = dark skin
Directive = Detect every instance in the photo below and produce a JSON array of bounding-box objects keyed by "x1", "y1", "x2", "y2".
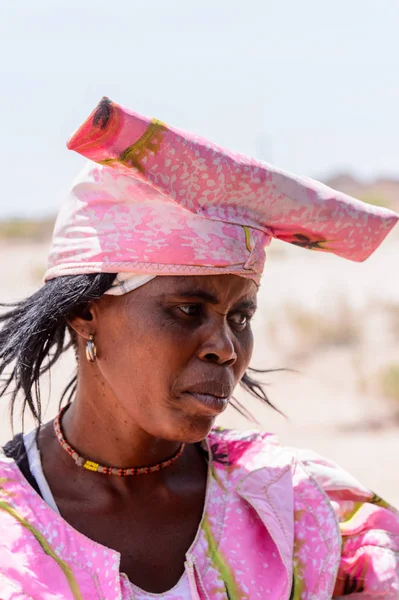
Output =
[{"x1": 38, "y1": 274, "x2": 258, "y2": 593}]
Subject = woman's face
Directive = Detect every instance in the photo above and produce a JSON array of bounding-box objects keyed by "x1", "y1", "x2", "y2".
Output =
[{"x1": 81, "y1": 274, "x2": 257, "y2": 442}]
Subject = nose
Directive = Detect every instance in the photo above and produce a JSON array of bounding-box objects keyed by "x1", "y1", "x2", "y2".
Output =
[{"x1": 197, "y1": 322, "x2": 237, "y2": 367}]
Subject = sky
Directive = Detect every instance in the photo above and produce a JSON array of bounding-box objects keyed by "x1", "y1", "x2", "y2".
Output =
[{"x1": 1, "y1": 0, "x2": 398, "y2": 217}]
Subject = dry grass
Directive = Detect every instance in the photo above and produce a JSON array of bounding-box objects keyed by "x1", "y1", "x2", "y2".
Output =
[
  {"x1": 263, "y1": 299, "x2": 363, "y2": 365},
  {"x1": 30, "y1": 263, "x2": 47, "y2": 284},
  {"x1": 283, "y1": 299, "x2": 361, "y2": 350},
  {"x1": 380, "y1": 301, "x2": 399, "y2": 337},
  {"x1": 357, "y1": 193, "x2": 393, "y2": 210},
  {"x1": 379, "y1": 364, "x2": 399, "y2": 404},
  {"x1": 0, "y1": 218, "x2": 54, "y2": 241},
  {"x1": 266, "y1": 239, "x2": 288, "y2": 260}
]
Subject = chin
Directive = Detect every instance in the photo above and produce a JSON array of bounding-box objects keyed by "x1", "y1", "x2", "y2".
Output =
[
  {"x1": 166, "y1": 391, "x2": 229, "y2": 442},
  {"x1": 172, "y1": 413, "x2": 217, "y2": 444}
]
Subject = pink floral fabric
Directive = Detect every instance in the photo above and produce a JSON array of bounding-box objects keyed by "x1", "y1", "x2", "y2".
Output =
[
  {"x1": 1, "y1": 427, "x2": 398, "y2": 599},
  {"x1": 45, "y1": 97, "x2": 398, "y2": 282}
]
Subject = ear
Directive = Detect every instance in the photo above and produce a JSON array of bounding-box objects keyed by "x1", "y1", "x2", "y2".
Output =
[{"x1": 67, "y1": 301, "x2": 98, "y2": 341}]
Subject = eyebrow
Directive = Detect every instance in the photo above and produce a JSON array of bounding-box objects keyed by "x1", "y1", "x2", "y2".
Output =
[
  {"x1": 236, "y1": 299, "x2": 257, "y2": 312},
  {"x1": 164, "y1": 289, "x2": 257, "y2": 311},
  {"x1": 167, "y1": 290, "x2": 219, "y2": 303}
]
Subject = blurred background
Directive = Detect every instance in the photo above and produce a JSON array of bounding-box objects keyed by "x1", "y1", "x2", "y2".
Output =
[{"x1": 0, "y1": 1, "x2": 398, "y2": 503}]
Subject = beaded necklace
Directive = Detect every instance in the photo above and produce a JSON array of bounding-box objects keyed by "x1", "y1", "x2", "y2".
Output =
[{"x1": 53, "y1": 405, "x2": 186, "y2": 477}]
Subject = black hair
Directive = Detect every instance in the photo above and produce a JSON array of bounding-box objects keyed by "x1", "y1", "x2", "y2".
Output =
[{"x1": 0, "y1": 273, "x2": 277, "y2": 431}]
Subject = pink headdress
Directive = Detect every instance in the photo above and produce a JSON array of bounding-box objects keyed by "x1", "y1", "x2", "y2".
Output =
[{"x1": 45, "y1": 97, "x2": 398, "y2": 284}]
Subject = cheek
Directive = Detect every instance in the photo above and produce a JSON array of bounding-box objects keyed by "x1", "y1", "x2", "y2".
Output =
[
  {"x1": 96, "y1": 315, "x2": 191, "y2": 392},
  {"x1": 236, "y1": 329, "x2": 254, "y2": 375}
]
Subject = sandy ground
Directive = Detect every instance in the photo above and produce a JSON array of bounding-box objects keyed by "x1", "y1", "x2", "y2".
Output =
[{"x1": 0, "y1": 237, "x2": 398, "y2": 505}]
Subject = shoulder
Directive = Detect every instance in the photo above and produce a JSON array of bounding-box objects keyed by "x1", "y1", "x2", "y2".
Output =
[
  {"x1": 208, "y1": 426, "x2": 383, "y2": 497},
  {"x1": 208, "y1": 426, "x2": 281, "y2": 469},
  {"x1": 208, "y1": 427, "x2": 343, "y2": 479},
  {"x1": 208, "y1": 427, "x2": 399, "y2": 528},
  {"x1": 209, "y1": 429, "x2": 399, "y2": 596},
  {"x1": 1, "y1": 432, "x2": 42, "y2": 497},
  {"x1": 2, "y1": 433, "x2": 26, "y2": 462},
  {"x1": 0, "y1": 434, "x2": 24, "y2": 473}
]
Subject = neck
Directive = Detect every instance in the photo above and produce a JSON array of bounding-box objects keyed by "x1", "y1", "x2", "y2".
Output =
[{"x1": 60, "y1": 386, "x2": 181, "y2": 472}]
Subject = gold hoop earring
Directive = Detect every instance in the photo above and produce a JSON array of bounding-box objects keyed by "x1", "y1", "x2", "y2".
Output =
[{"x1": 85, "y1": 335, "x2": 97, "y2": 363}]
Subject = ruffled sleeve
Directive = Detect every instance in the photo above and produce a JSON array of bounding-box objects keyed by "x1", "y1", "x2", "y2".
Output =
[{"x1": 298, "y1": 449, "x2": 399, "y2": 598}]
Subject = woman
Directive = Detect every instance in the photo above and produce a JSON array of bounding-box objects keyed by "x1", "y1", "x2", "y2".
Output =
[{"x1": 0, "y1": 97, "x2": 398, "y2": 600}]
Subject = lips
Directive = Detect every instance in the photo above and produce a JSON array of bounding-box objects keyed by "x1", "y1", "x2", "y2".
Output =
[
  {"x1": 181, "y1": 380, "x2": 233, "y2": 414},
  {"x1": 184, "y1": 380, "x2": 233, "y2": 399}
]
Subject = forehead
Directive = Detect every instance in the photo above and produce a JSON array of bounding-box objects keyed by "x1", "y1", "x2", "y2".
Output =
[{"x1": 141, "y1": 274, "x2": 258, "y2": 303}]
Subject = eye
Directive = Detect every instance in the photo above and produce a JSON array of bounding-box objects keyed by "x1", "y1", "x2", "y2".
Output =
[
  {"x1": 229, "y1": 312, "x2": 251, "y2": 329},
  {"x1": 178, "y1": 304, "x2": 201, "y2": 317}
]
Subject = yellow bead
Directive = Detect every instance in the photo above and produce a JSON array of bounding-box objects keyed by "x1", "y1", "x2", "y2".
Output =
[{"x1": 84, "y1": 460, "x2": 99, "y2": 472}]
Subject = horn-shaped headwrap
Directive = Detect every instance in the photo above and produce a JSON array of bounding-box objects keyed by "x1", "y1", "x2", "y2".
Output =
[{"x1": 45, "y1": 97, "x2": 398, "y2": 284}]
